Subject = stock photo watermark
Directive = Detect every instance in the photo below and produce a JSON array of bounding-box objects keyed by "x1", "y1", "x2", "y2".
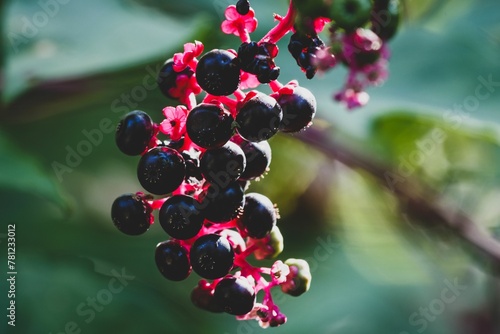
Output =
[
  {"x1": 48, "y1": 267, "x2": 135, "y2": 334},
  {"x1": 399, "y1": 277, "x2": 467, "y2": 334},
  {"x1": 8, "y1": 0, "x2": 72, "y2": 53},
  {"x1": 384, "y1": 74, "x2": 500, "y2": 191}
]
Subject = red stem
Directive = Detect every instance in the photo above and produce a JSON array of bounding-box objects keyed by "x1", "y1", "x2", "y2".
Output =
[{"x1": 260, "y1": 1, "x2": 296, "y2": 44}]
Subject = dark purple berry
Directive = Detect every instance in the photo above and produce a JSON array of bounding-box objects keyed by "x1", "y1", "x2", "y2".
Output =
[
  {"x1": 159, "y1": 195, "x2": 204, "y2": 240},
  {"x1": 200, "y1": 141, "x2": 246, "y2": 184},
  {"x1": 157, "y1": 59, "x2": 194, "y2": 99},
  {"x1": 191, "y1": 283, "x2": 224, "y2": 313},
  {"x1": 186, "y1": 103, "x2": 234, "y2": 149},
  {"x1": 137, "y1": 147, "x2": 186, "y2": 195},
  {"x1": 214, "y1": 276, "x2": 256, "y2": 315},
  {"x1": 200, "y1": 181, "x2": 245, "y2": 223},
  {"x1": 277, "y1": 86, "x2": 317, "y2": 133},
  {"x1": 231, "y1": 136, "x2": 271, "y2": 181},
  {"x1": 155, "y1": 240, "x2": 191, "y2": 281},
  {"x1": 190, "y1": 234, "x2": 234, "y2": 279},
  {"x1": 371, "y1": 0, "x2": 400, "y2": 40},
  {"x1": 196, "y1": 50, "x2": 240, "y2": 96},
  {"x1": 236, "y1": 193, "x2": 276, "y2": 239},
  {"x1": 236, "y1": 93, "x2": 282, "y2": 142},
  {"x1": 115, "y1": 110, "x2": 155, "y2": 156},
  {"x1": 236, "y1": 0, "x2": 250, "y2": 15},
  {"x1": 111, "y1": 193, "x2": 152, "y2": 235}
]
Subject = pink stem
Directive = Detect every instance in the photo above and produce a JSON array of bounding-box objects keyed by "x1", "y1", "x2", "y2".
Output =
[
  {"x1": 238, "y1": 25, "x2": 251, "y2": 44},
  {"x1": 269, "y1": 80, "x2": 283, "y2": 92},
  {"x1": 260, "y1": 1, "x2": 296, "y2": 44}
]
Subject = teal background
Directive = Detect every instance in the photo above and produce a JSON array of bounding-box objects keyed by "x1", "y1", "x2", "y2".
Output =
[{"x1": 2, "y1": 0, "x2": 500, "y2": 333}]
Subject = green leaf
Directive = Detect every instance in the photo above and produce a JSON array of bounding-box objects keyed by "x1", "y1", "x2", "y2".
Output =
[{"x1": 0, "y1": 129, "x2": 68, "y2": 211}]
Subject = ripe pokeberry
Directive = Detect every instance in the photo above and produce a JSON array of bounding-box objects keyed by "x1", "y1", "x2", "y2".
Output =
[
  {"x1": 115, "y1": 110, "x2": 155, "y2": 156},
  {"x1": 157, "y1": 59, "x2": 194, "y2": 99},
  {"x1": 236, "y1": 0, "x2": 250, "y2": 15},
  {"x1": 200, "y1": 181, "x2": 245, "y2": 223},
  {"x1": 200, "y1": 141, "x2": 246, "y2": 184},
  {"x1": 214, "y1": 276, "x2": 256, "y2": 315},
  {"x1": 277, "y1": 86, "x2": 317, "y2": 133},
  {"x1": 137, "y1": 147, "x2": 186, "y2": 195},
  {"x1": 236, "y1": 93, "x2": 282, "y2": 142},
  {"x1": 191, "y1": 282, "x2": 224, "y2": 313},
  {"x1": 190, "y1": 234, "x2": 234, "y2": 279},
  {"x1": 236, "y1": 192, "x2": 276, "y2": 239},
  {"x1": 111, "y1": 193, "x2": 152, "y2": 235},
  {"x1": 186, "y1": 103, "x2": 234, "y2": 149},
  {"x1": 196, "y1": 50, "x2": 240, "y2": 96},
  {"x1": 371, "y1": 0, "x2": 400, "y2": 40},
  {"x1": 159, "y1": 195, "x2": 204, "y2": 240},
  {"x1": 231, "y1": 136, "x2": 271, "y2": 181},
  {"x1": 155, "y1": 240, "x2": 191, "y2": 281}
]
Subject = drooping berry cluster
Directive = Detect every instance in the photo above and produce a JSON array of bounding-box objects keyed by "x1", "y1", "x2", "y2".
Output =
[{"x1": 111, "y1": 0, "x2": 399, "y2": 328}]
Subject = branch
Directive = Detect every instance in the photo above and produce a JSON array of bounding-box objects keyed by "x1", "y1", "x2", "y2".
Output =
[{"x1": 295, "y1": 125, "x2": 500, "y2": 272}]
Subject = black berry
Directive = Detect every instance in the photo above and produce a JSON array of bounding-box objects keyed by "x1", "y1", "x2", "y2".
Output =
[
  {"x1": 236, "y1": 193, "x2": 276, "y2": 239},
  {"x1": 115, "y1": 110, "x2": 155, "y2": 156},
  {"x1": 159, "y1": 195, "x2": 204, "y2": 240},
  {"x1": 155, "y1": 240, "x2": 191, "y2": 281},
  {"x1": 190, "y1": 234, "x2": 234, "y2": 279},
  {"x1": 111, "y1": 193, "x2": 152, "y2": 235},
  {"x1": 214, "y1": 276, "x2": 256, "y2": 315},
  {"x1": 200, "y1": 181, "x2": 245, "y2": 223},
  {"x1": 137, "y1": 147, "x2": 186, "y2": 195},
  {"x1": 200, "y1": 141, "x2": 246, "y2": 184},
  {"x1": 277, "y1": 86, "x2": 317, "y2": 133},
  {"x1": 157, "y1": 59, "x2": 194, "y2": 99},
  {"x1": 236, "y1": 93, "x2": 282, "y2": 142},
  {"x1": 186, "y1": 103, "x2": 234, "y2": 149},
  {"x1": 231, "y1": 136, "x2": 271, "y2": 181},
  {"x1": 196, "y1": 50, "x2": 240, "y2": 96},
  {"x1": 236, "y1": 0, "x2": 250, "y2": 15},
  {"x1": 191, "y1": 283, "x2": 224, "y2": 313}
]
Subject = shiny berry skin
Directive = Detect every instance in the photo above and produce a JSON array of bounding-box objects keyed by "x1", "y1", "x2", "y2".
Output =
[
  {"x1": 232, "y1": 137, "x2": 271, "y2": 181},
  {"x1": 214, "y1": 276, "x2": 256, "y2": 315},
  {"x1": 190, "y1": 234, "x2": 234, "y2": 279},
  {"x1": 155, "y1": 240, "x2": 191, "y2": 281},
  {"x1": 157, "y1": 59, "x2": 194, "y2": 99},
  {"x1": 186, "y1": 103, "x2": 234, "y2": 149},
  {"x1": 236, "y1": 0, "x2": 250, "y2": 15},
  {"x1": 236, "y1": 193, "x2": 276, "y2": 239},
  {"x1": 200, "y1": 181, "x2": 245, "y2": 223},
  {"x1": 329, "y1": 0, "x2": 372, "y2": 31},
  {"x1": 191, "y1": 283, "x2": 224, "y2": 313},
  {"x1": 200, "y1": 141, "x2": 246, "y2": 184},
  {"x1": 196, "y1": 50, "x2": 240, "y2": 96},
  {"x1": 115, "y1": 110, "x2": 155, "y2": 156},
  {"x1": 277, "y1": 86, "x2": 317, "y2": 133},
  {"x1": 111, "y1": 194, "x2": 152, "y2": 235},
  {"x1": 236, "y1": 93, "x2": 282, "y2": 142},
  {"x1": 137, "y1": 147, "x2": 186, "y2": 195},
  {"x1": 371, "y1": 0, "x2": 400, "y2": 40},
  {"x1": 159, "y1": 195, "x2": 204, "y2": 240}
]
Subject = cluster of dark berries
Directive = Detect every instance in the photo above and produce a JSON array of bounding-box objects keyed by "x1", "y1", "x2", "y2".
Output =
[
  {"x1": 111, "y1": 1, "x2": 319, "y2": 328},
  {"x1": 288, "y1": 32, "x2": 325, "y2": 79}
]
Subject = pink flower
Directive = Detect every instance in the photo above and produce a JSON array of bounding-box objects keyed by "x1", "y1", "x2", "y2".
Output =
[
  {"x1": 160, "y1": 106, "x2": 188, "y2": 140},
  {"x1": 334, "y1": 88, "x2": 370, "y2": 109},
  {"x1": 221, "y1": 5, "x2": 258, "y2": 37},
  {"x1": 173, "y1": 41, "x2": 204, "y2": 72}
]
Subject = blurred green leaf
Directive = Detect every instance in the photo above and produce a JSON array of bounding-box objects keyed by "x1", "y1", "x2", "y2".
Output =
[{"x1": 0, "y1": 129, "x2": 67, "y2": 210}]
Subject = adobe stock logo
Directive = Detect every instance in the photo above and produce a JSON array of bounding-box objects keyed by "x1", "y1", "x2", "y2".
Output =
[{"x1": 8, "y1": 0, "x2": 72, "y2": 53}]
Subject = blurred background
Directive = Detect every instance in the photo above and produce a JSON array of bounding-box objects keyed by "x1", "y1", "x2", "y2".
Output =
[{"x1": 2, "y1": 0, "x2": 500, "y2": 333}]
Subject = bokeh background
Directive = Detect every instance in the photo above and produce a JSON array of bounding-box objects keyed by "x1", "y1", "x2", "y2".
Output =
[{"x1": 2, "y1": 0, "x2": 500, "y2": 333}]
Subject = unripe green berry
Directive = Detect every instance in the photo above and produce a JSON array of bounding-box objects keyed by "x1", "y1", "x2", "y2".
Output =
[
  {"x1": 329, "y1": 0, "x2": 372, "y2": 31},
  {"x1": 280, "y1": 258, "x2": 311, "y2": 297},
  {"x1": 253, "y1": 226, "x2": 284, "y2": 260}
]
